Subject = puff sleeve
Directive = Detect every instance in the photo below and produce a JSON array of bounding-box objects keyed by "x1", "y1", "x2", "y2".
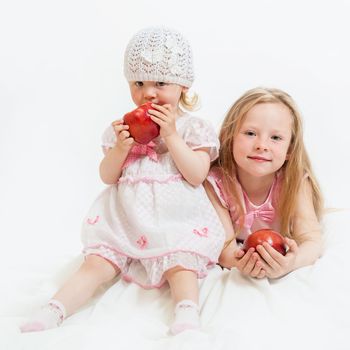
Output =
[
  {"x1": 206, "y1": 168, "x2": 241, "y2": 223},
  {"x1": 206, "y1": 168, "x2": 230, "y2": 209},
  {"x1": 182, "y1": 117, "x2": 220, "y2": 161},
  {"x1": 101, "y1": 125, "x2": 116, "y2": 151}
]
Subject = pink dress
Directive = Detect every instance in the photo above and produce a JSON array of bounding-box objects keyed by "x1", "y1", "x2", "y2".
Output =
[
  {"x1": 207, "y1": 168, "x2": 282, "y2": 241},
  {"x1": 81, "y1": 114, "x2": 226, "y2": 289}
]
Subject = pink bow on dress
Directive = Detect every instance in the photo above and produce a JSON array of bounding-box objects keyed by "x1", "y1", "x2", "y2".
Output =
[
  {"x1": 122, "y1": 141, "x2": 158, "y2": 168},
  {"x1": 236, "y1": 202, "x2": 275, "y2": 229}
]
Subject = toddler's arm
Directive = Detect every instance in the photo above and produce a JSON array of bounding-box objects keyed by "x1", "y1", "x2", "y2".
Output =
[
  {"x1": 149, "y1": 103, "x2": 212, "y2": 186},
  {"x1": 166, "y1": 134, "x2": 210, "y2": 186},
  {"x1": 99, "y1": 120, "x2": 134, "y2": 184}
]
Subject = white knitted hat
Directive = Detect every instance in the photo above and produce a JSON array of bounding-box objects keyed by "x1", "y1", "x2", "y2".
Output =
[{"x1": 124, "y1": 27, "x2": 194, "y2": 88}]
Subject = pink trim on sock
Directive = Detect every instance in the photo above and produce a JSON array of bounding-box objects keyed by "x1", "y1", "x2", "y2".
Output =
[{"x1": 48, "y1": 299, "x2": 66, "y2": 323}]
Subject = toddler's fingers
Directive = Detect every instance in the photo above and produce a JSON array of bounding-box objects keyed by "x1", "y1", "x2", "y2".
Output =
[
  {"x1": 111, "y1": 119, "x2": 125, "y2": 126},
  {"x1": 123, "y1": 137, "x2": 134, "y2": 146},
  {"x1": 114, "y1": 125, "x2": 129, "y2": 135},
  {"x1": 152, "y1": 103, "x2": 171, "y2": 111},
  {"x1": 119, "y1": 130, "x2": 130, "y2": 139}
]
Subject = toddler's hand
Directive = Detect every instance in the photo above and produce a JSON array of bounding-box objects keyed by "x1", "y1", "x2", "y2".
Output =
[
  {"x1": 112, "y1": 119, "x2": 134, "y2": 152},
  {"x1": 233, "y1": 247, "x2": 266, "y2": 279},
  {"x1": 148, "y1": 103, "x2": 177, "y2": 139}
]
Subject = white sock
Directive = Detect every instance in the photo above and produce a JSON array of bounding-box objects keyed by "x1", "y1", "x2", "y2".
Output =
[
  {"x1": 20, "y1": 299, "x2": 66, "y2": 333},
  {"x1": 170, "y1": 299, "x2": 200, "y2": 335}
]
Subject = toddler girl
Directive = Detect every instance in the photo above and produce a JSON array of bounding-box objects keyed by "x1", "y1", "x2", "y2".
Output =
[
  {"x1": 20, "y1": 27, "x2": 225, "y2": 335},
  {"x1": 205, "y1": 87, "x2": 323, "y2": 279}
]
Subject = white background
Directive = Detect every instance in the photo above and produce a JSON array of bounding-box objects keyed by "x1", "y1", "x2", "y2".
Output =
[{"x1": 1, "y1": 0, "x2": 349, "y2": 267}]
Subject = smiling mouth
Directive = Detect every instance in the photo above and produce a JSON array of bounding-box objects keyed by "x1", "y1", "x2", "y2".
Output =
[{"x1": 248, "y1": 156, "x2": 272, "y2": 162}]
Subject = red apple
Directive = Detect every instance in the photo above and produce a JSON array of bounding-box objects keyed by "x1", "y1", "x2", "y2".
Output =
[
  {"x1": 123, "y1": 102, "x2": 160, "y2": 144},
  {"x1": 243, "y1": 229, "x2": 287, "y2": 256}
]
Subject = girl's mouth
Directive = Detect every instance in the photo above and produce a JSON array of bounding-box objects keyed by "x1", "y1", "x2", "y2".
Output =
[{"x1": 248, "y1": 156, "x2": 272, "y2": 162}]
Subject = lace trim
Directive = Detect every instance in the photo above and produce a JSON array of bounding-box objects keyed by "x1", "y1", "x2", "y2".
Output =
[
  {"x1": 84, "y1": 245, "x2": 214, "y2": 289},
  {"x1": 118, "y1": 174, "x2": 182, "y2": 184}
]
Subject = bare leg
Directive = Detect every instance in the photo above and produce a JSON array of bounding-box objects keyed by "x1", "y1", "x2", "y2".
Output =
[
  {"x1": 165, "y1": 266, "x2": 200, "y2": 334},
  {"x1": 20, "y1": 255, "x2": 119, "y2": 332},
  {"x1": 165, "y1": 266, "x2": 199, "y2": 304},
  {"x1": 53, "y1": 255, "x2": 119, "y2": 316}
]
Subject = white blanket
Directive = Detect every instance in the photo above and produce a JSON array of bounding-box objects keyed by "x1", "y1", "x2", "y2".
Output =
[{"x1": 1, "y1": 210, "x2": 350, "y2": 350}]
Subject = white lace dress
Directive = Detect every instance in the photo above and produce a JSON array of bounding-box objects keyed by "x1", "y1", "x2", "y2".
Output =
[{"x1": 81, "y1": 114, "x2": 226, "y2": 288}]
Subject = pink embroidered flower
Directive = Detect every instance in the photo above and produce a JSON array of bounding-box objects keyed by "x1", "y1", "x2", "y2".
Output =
[
  {"x1": 87, "y1": 216, "x2": 100, "y2": 225},
  {"x1": 193, "y1": 227, "x2": 208, "y2": 237},
  {"x1": 136, "y1": 235, "x2": 148, "y2": 249}
]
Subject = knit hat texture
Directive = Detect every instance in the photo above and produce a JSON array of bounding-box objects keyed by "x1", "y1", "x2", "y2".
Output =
[{"x1": 124, "y1": 27, "x2": 194, "y2": 88}]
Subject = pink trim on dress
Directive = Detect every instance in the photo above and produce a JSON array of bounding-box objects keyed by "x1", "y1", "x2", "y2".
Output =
[
  {"x1": 83, "y1": 244, "x2": 216, "y2": 289},
  {"x1": 118, "y1": 174, "x2": 182, "y2": 185},
  {"x1": 83, "y1": 243, "x2": 215, "y2": 261}
]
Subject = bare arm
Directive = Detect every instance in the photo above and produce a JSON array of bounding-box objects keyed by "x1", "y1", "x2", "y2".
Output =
[
  {"x1": 204, "y1": 181, "x2": 267, "y2": 278},
  {"x1": 149, "y1": 103, "x2": 212, "y2": 186},
  {"x1": 165, "y1": 134, "x2": 211, "y2": 186},
  {"x1": 256, "y1": 178, "x2": 323, "y2": 278},
  {"x1": 203, "y1": 181, "x2": 237, "y2": 267},
  {"x1": 290, "y1": 178, "x2": 323, "y2": 269},
  {"x1": 99, "y1": 120, "x2": 134, "y2": 184}
]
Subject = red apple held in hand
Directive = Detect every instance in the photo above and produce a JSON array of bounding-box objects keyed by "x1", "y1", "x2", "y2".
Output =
[
  {"x1": 243, "y1": 229, "x2": 287, "y2": 256},
  {"x1": 123, "y1": 102, "x2": 160, "y2": 144}
]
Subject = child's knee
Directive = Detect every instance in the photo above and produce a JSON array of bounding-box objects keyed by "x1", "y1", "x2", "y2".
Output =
[
  {"x1": 82, "y1": 255, "x2": 118, "y2": 281},
  {"x1": 164, "y1": 266, "x2": 196, "y2": 280},
  {"x1": 164, "y1": 265, "x2": 184, "y2": 277}
]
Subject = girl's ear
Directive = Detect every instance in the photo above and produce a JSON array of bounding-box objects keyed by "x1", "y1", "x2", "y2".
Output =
[
  {"x1": 182, "y1": 87, "x2": 189, "y2": 94},
  {"x1": 285, "y1": 153, "x2": 290, "y2": 160}
]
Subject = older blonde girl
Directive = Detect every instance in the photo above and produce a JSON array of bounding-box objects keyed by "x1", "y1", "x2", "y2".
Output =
[{"x1": 205, "y1": 87, "x2": 323, "y2": 279}]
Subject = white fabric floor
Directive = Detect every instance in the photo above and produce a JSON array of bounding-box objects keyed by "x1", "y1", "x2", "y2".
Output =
[{"x1": 1, "y1": 210, "x2": 350, "y2": 350}]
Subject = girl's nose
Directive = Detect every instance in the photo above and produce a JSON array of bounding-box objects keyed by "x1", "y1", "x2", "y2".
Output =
[
  {"x1": 255, "y1": 138, "x2": 268, "y2": 151},
  {"x1": 144, "y1": 86, "x2": 157, "y2": 100}
]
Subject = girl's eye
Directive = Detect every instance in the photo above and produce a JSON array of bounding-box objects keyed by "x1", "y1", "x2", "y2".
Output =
[
  {"x1": 135, "y1": 81, "x2": 143, "y2": 87},
  {"x1": 244, "y1": 131, "x2": 256, "y2": 136},
  {"x1": 271, "y1": 135, "x2": 282, "y2": 141},
  {"x1": 156, "y1": 82, "x2": 167, "y2": 86}
]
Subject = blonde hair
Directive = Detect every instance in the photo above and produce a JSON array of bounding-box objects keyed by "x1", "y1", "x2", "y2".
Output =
[
  {"x1": 213, "y1": 87, "x2": 323, "y2": 237},
  {"x1": 179, "y1": 91, "x2": 200, "y2": 111}
]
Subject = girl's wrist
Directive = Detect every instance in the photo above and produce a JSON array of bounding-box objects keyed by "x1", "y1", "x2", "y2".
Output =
[
  {"x1": 162, "y1": 131, "x2": 180, "y2": 144},
  {"x1": 114, "y1": 142, "x2": 132, "y2": 154}
]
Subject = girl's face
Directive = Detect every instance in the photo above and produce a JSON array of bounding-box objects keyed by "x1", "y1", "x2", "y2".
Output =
[
  {"x1": 233, "y1": 102, "x2": 293, "y2": 180},
  {"x1": 128, "y1": 81, "x2": 187, "y2": 110}
]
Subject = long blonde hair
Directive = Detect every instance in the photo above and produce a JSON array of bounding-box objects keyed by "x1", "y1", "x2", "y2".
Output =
[{"x1": 213, "y1": 87, "x2": 323, "y2": 237}]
